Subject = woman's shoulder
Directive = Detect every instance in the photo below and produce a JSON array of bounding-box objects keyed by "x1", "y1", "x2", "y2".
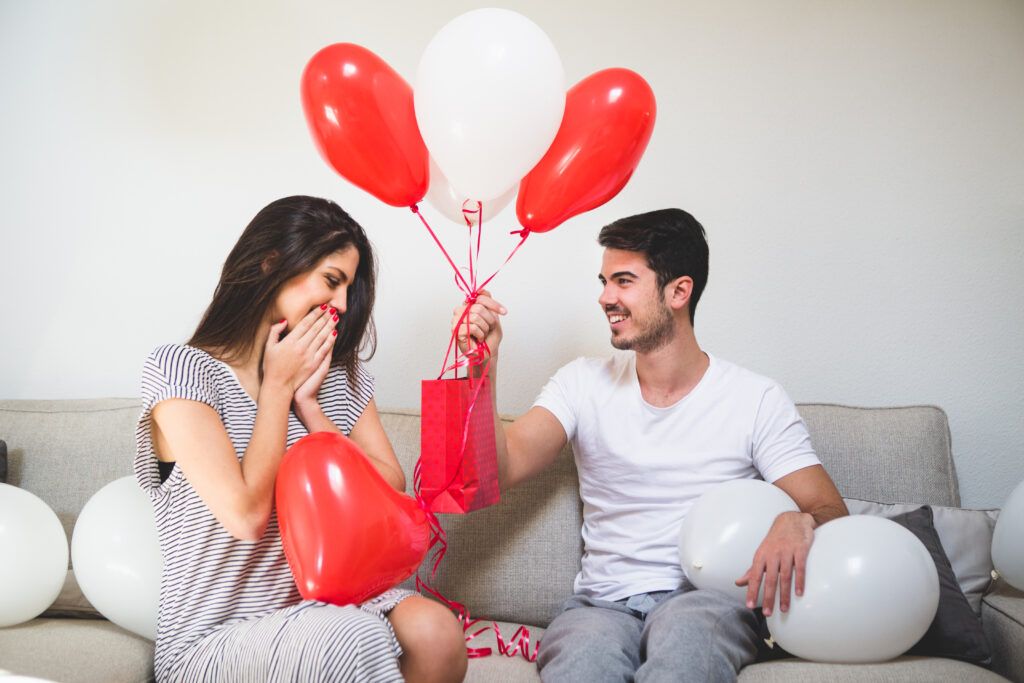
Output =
[{"x1": 143, "y1": 343, "x2": 223, "y2": 386}]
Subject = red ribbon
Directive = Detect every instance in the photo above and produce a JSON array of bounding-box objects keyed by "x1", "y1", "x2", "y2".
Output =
[{"x1": 408, "y1": 202, "x2": 539, "y2": 663}]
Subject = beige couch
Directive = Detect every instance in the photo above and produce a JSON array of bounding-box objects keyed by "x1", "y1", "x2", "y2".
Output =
[{"x1": 1, "y1": 399, "x2": 1022, "y2": 682}]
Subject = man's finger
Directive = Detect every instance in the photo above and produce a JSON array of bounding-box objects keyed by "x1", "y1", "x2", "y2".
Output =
[
  {"x1": 779, "y1": 559, "x2": 793, "y2": 613},
  {"x1": 762, "y1": 560, "x2": 780, "y2": 616},
  {"x1": 795, "y1": 549, "x2": 808, "y2": 597},
  {"x1": 746, "y1": 561, "x2": 764, "y2": 609}
]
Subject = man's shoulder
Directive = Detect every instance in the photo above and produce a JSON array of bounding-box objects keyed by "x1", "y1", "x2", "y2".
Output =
[{"x1": 708, "y1": 354, "x2": 784, "y2": 395}]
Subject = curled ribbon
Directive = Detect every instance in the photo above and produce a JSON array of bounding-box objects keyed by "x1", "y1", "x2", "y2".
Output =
[{"x1": 408, "y1": 202, "x2": 539, "y2": 663}]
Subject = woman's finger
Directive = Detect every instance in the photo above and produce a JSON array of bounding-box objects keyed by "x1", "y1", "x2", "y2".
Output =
[
  {"x1": 265, "y1": 318, "x2": 289, "y2": 349},
  {"x1": 293, "y1": 304, "x2": 331, "y2": 339}
]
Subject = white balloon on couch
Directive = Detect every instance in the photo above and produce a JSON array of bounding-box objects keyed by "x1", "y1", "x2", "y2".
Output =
[
  {"x1": 0, "y1": 483, "x2": 68, "y2": 627},
  {"x1": 415, "y1": 8, "x2": 565, "y2": 202},
  {"x1": 992, "y1": 478, "x2": 1024, "y2": 591},
  {"x1": 677, "y1": 479, "x2": 798, "y2": 605},
  {"x1": 766, "y1": 515, "x2": 939, "y2": 663},
  {"x1": 71, "y1": 476, "x2": 162, "y2": 640}
]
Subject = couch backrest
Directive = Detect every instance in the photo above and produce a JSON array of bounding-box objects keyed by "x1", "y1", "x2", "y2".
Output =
[{"x1": 0, "y1": 399, "x2": 959, "y2": 626}]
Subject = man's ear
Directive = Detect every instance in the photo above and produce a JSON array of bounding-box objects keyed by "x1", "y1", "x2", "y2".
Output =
[
  {"x1": 261, "y1": 251, "x2": 279, "y2": 275},
  {"x1": 666, "y1": 276, "x2": 693, "y2": 312}
]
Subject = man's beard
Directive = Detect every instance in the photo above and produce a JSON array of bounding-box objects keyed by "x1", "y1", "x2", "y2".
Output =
[{"x1": 611, "y1": 301, "x2": 675, "y2": 353}]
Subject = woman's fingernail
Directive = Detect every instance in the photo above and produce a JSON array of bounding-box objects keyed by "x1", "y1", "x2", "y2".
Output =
[
  {"x1": 279, "y1": 318, "x2": 286, "y2": 324},
  {"x1": 329, "y1": 307, "x2": 336, "y2": 315},
  {"x1": 331, "y1": 330, "x2": 337, "y2": 337},
  {"x1": 332, "y1": 314, "x2": 339, "y2": 322}
]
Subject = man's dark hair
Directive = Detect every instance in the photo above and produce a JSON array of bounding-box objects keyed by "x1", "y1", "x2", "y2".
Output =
[{"x1": 598, "y1": 208, "x2": 709, "y2": 325}]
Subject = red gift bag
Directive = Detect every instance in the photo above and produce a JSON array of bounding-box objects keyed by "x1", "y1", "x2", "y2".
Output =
[{"x1": 419, "y1": 375, "x2": 500, "y2": 513}]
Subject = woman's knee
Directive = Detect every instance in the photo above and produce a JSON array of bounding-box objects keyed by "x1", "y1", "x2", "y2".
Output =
[{"x1": 389, "y1": 596, "x2": 467, "y2": 682}]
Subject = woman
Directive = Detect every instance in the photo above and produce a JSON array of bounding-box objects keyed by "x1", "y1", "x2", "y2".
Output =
[{"x1": 134, "y1": 196, "x2": 467, "y2": 682}]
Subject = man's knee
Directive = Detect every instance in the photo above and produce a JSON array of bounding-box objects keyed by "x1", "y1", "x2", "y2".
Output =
[{"x1": 538, "y1": 606, "x2": 641, "y2": 682}]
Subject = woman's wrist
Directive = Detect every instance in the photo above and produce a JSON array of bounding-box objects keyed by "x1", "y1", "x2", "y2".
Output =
[{"x1": 292, "y1": 398, "x2": 322, "y2": 423}]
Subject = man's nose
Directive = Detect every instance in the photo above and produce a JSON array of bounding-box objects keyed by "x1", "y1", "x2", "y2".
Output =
[{"x1": 598, "y1": 285, "x2": 615, "y2": 308}]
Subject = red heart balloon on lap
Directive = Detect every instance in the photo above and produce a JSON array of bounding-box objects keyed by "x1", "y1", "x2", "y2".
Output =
[
  {"x1": 276, "y1": 432, "x2": 429, "y2": 605},
  {"x1": 517, "y1": 68, "x2": 656, "y2": 233}
]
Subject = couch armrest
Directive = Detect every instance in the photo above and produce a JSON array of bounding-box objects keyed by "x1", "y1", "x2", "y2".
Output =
[{"x1": 982, "y1": 578, "x2": 1024, "y2": 683}]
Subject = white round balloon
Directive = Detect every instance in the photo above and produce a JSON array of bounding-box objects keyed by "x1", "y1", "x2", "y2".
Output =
[
  {"x1": 0, "y1": 483, "x2": 68, "y2": 627},
  {"x1": 993, "y1": 478, "x2": 1024, "y2": 591},
  {"x1": 72, "y1": 476, "x2": 162, "y2": 640},
  {"x1": 678, "y1": 479, "x2": 798, "y2": 605},
  {"x1": 425, "y1": 157, "x2": 516, "y2": 227},
  {"x1": 766, "y1": 515, "x2": 939, "y2": 663},
  {"x1": 415, "y1": 8, "x2": 565, "y2": 201}
]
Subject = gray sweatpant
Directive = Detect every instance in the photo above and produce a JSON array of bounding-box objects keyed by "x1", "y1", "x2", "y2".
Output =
[{"x1": 537, "y1": 579, "x2": 762, "y2": 683}]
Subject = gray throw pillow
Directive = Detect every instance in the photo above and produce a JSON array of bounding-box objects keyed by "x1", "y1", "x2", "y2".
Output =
[
  {"x1": 892, "y1": 506, "x2": 991, "y2": 666},
  {"x1": 843, "y1": 497, "x2": 998, "y2": 613}
]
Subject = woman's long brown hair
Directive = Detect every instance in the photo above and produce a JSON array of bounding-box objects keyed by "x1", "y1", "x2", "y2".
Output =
[{"x1": 188, "y1": 196, "x2": 377, "y2": 382}]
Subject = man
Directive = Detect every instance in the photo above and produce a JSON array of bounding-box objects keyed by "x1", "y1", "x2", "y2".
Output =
[{"x1": 452, "y1": 209, "x2": 847, "y2": 682}]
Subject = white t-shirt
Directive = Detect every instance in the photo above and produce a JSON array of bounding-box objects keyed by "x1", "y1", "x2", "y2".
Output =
[{"x1": 533, "y1": 352, "x2": 821, "y2": 601}]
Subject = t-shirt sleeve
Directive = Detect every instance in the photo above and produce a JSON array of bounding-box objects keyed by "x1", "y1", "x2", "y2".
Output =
[
  {"x1": 751, "y1": 381, "x2": 821, "y2": 483},
  {"x1": 134, "y1": 344, "x2": 220, "y2": 494},
  {"x1": 532, "y1": 358, "x2": 586, "y2": 442},
  {"x1": 318, "y1": 362, "x2": 375, "y2": 435}
]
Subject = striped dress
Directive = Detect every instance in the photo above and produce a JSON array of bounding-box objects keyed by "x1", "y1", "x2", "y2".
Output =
[{"x1": 134, "y1": 344, "x2": 413, "y2": 683}]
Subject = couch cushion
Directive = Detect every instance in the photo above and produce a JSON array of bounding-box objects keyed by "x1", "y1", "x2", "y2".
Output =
[
  {"x1": 798, "y1": 405, "x2": 959, "y2": 507},
  {"x1": 0, "y1": 399, "x2": 141, "y2": 550},
  {"x1": 382, "y1": 410, "x2": 583, "y2": 628},
  {"x1": 982, "y1": 580, "x2": 1024, "y2": 682},
  {"x1": 0, "y1": 618, "x2": 154, "y2": 683},
  {"x1": 738, "y1": 656, "x2": 1004, "y2": 682},
  {"x1": 463, "y1": 621, "x2": 544, "y2": 682}
]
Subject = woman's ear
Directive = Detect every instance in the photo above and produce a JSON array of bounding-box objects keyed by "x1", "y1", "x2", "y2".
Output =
[{"x1": 261, "y1": 251, "x2": 279, "y2": 275}]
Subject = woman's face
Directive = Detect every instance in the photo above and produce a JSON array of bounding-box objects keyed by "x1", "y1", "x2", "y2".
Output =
[{"x1": 271, "y1": 247, "x2": 360, "y2": 329}]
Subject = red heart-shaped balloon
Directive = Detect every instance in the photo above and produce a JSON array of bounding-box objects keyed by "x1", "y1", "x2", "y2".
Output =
[{"x1": 276, "y1": 432, "x2": 429, "y2": 605}]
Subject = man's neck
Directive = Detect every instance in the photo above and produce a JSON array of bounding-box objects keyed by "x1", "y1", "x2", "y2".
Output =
[{"x1": 634, "y1": 328, "x2": 709, "y2": 408}]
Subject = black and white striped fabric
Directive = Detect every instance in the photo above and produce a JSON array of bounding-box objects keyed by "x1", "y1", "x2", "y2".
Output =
[{"x1": 134, "y1": 343, "x2": 412, "y2": 683}]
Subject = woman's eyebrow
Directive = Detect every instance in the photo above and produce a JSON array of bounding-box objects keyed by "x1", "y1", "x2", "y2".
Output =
[{"x1": 326, "y1": 266, "x2": 349, "y2": 283}]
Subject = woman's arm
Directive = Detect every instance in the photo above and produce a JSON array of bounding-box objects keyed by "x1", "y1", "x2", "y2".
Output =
[
  {"x1": 152, "y1": 309, "x2": 336, "y2": 541},
  {"x1": 152, "y1": 382, "x2": 291, "y2": 541}
]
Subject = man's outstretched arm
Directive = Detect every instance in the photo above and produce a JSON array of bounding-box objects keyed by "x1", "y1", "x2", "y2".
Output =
[{"x1": 453, "y1": 291, "x2": 569, "y2": 491}]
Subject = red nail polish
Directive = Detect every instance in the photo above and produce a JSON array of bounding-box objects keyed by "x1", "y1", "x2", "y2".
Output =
[
  {"x1": 331, "y1": 330, "x2": 337, "y2": 337},
  {"x1": 320, "y1": 304, "x2": 327, "y2": 310},
  {"x1": 329, "y1": 307, "x2": 336, "y2": 315},
  {"x1": 279, "y1": 318, "x2": 286, "y2": 324}
]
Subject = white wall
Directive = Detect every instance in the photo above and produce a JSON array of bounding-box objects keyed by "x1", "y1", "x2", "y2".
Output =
[{"x1": 1, "y1": 0, "x2": 1021, "y2": 508}]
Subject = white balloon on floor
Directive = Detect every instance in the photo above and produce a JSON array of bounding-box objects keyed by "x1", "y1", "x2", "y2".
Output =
[
  {"x1": 678, "y1": 479, "x2": 799, "y2": 605},
  {"x1": 992, "y1": 478, "x2": 1024, "y2": 591},
  {"x1": 0, "y1": 483, "x2": 68, "y2": 627},
  {"x1": 72, "y1": 476, "x2": 162, "y2": 640},
  {"x1": 766, "y1": 515, "x2": 939, "y2": 663}
]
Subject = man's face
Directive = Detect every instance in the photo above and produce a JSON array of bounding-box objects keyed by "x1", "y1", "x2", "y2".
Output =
[{"x1": 598, "y1": 248, "x2": 675, "y2": 353}]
